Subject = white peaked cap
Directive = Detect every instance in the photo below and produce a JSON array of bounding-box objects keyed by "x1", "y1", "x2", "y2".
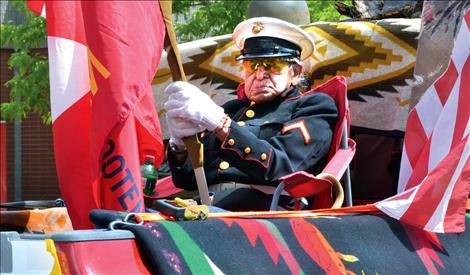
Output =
[{"x1": 232, "y1": 17, "x2": 315, "y2": 61}]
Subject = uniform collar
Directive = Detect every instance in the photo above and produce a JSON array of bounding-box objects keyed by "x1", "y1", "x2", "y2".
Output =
[
  {"x1": 279, "y1": 85, "x2": 301, "y2": 100},
  {"x1": 241, "y1": 85, "x2": 301, "y2": 105}
]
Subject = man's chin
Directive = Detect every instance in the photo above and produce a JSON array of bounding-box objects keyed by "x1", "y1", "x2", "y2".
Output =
[{"x1": 249, "y1": 92, "x2": 276, "y2": 103}]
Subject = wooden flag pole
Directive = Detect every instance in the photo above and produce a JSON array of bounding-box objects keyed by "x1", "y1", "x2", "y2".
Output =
[{"x1": 159, "y1": 1, "x2": 211, "y2": 205}]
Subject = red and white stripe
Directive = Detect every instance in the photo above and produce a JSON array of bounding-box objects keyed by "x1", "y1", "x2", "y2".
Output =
[
  {"x1": 48, "y1": 37, "x2": 90, "y2": 122},
  {"x1": 26, "y1": 2, "x2": 89, "y2": 123},
  {"x1": 38, "y1": 1, "x2": 99, "y2": 228},
  {"x1": 376, "y1": 10, "x2": 470, "y2": 233}
]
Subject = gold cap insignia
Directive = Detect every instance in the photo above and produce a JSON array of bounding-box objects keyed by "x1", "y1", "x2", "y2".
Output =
[{"x1": 252, "y1": 22, "x2": 263, "y2": 34}]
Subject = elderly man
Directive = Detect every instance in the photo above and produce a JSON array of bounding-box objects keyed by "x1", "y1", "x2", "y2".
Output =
[{"x1": 164, "y1": 17, "x2": 338, "y2": 210}]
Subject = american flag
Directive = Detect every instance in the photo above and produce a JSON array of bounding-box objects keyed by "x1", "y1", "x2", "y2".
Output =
[{"x1": 376, "y1": 9, "x2": 470, "y2": 233}]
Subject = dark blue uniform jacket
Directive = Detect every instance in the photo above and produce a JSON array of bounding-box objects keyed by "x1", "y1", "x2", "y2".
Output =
[{"x1": 168, "y1": 87, "x2": 338, "y2": 190}]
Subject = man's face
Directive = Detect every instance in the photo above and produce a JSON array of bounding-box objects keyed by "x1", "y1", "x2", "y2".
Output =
[{"x1": 242, "y1": 58, "x2": 300, "y2": 104}]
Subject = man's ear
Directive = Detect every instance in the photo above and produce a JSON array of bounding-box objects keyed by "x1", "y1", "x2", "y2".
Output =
[
  {"x1": 290, "y1": 64, "x2": 303, "y2": 85},
  {"x1": 293, "y1": 64, "x2": 303, "y2": 77}
]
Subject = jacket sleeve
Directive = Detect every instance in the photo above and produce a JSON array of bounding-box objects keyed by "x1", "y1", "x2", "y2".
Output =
[
  {"x1": 219, "y1": 92, "x2": 338, "y2": 184},
  {"x1": 166, "y1": 149, "x2": 197, "y2": 190},
  {"x1": 166, "y1": 99, "x2": 246, "y2": 190},
  {"x1": 166, "y1": 132, "x2": 224, "y2": 191}
]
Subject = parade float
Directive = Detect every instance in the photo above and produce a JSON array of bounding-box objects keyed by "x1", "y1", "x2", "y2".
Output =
[{"x1": 1, "y1": 1, "x2": 469, "y2": 274}]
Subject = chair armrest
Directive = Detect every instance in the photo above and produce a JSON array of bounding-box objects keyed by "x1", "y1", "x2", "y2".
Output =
[
  {"x1": 278, "y1": 171, "x2": 332, "y2": 198},
  {"x1": 269, "y1": 138, "x2": 355, "y2": 210},
  {"x1": 322, "y1": 138, "x2": 356, "y2": 179},
  {"x1": 271, "y1": 172, "x2": 344, "y2": 210}
]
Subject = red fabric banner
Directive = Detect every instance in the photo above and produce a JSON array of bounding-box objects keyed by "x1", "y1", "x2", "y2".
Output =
[
  {"x1": 29, "y1": 1, "x2": 165, "y2": 228},
  {"x1": 81, "y1": 2, "x2": 165, "y2": 215}
]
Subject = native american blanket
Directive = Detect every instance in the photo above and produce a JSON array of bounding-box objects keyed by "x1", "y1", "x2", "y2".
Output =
[
  {"x1": 100, "y1": 212, "x2": 470, "y2": 274},
  {"x1": 152, "y1": 19, "x2": 420, "y2": 135}
]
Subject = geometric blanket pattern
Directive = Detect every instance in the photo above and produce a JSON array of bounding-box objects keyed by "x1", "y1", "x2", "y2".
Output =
[
  {"x1": 113, "y1": 213, "x2": 470, "y2": 274},
  {"x1": 152, "y1": 19, "x2": 420, "y2": 134}
]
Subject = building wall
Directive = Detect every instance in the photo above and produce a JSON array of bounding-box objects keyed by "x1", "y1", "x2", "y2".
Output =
[{"x1": 1, "y1": 49, "x2": 60, "y2": 201}]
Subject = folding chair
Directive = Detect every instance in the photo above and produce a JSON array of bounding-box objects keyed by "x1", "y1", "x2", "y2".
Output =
[{"x1": 270, "y1": 76, "x2": 356, "y2": 210}]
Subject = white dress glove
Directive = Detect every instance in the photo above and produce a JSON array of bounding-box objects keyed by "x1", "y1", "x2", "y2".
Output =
[
  {"x1": 166, "y1": 115, "x2": 202, "y2": 146},
  {"x1": 164, "y1": 81, "x2": 226, "y2": 131}
]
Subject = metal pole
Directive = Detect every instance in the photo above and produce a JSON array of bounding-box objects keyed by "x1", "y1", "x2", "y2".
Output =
[{"x1": 341, "y1": 123, "x2": 353, "y2": 206}]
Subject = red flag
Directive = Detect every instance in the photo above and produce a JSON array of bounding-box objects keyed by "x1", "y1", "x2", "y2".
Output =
[
  {"x1": 376, "y1": 10, "x2": 470, "y2": 233},
  {"x1": 28, "y1": 1, "x2": 165, "y2": 228},
  {"x1": 26, "y1": 0, "x2": 45, "y2": 17}
]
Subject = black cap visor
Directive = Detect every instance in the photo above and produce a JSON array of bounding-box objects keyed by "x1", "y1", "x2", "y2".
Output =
[{"x1": 236, "y1": 37, "x2": 301, "y2": 61}]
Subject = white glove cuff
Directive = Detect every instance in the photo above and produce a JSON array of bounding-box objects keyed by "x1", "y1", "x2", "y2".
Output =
[{"x1": 201, "y1": 105, "x2": 226, "y2": 131}]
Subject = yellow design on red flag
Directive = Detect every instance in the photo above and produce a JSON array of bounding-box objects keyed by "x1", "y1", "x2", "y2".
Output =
[{"x1": 87, "y1": 48, "x2": 111, "y2": 95}]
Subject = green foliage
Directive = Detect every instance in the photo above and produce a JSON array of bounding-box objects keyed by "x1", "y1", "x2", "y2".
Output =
[
  {"x1": 173, "y1": 1, "x2": 250, "y2": 43},
  {"x1": 1, "y1": 1, "x2": 50, "y2": 124},
  {"x1": 307, "y1": 0, "x2": 345, "y2": 22},
  {"x1": 172, "y1": 1, "x2": 345, "y2": 43}
]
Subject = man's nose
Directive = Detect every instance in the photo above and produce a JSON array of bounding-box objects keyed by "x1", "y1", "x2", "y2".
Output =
[{"x1": 254, "y1": 66, "x2": 267, "y2": 80}]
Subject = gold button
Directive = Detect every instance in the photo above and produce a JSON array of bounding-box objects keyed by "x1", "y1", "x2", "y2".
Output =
[
  {"x1": 228, "y1": 139, "x2": 235, "y2": 146},
  {"x1": 244, "y1": 147, "x2": 252, "y2": 154},
  {"x1": 260, "y1": 153, "x2": 267, "y2": 161},
  {"x1": 219, "y1": 161, "x2": 230, "y2": 170},
  {"x1": 246, "y1": 110, "x2": 255, "y2": 118},
  {"x1": 237, "y1": 121, "x2": 246, "y2": 126}
]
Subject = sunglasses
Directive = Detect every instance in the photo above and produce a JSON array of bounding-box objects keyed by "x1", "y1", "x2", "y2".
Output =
[{"x1": 241, "y1": 58, "x2": 290, "y2": 74}]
